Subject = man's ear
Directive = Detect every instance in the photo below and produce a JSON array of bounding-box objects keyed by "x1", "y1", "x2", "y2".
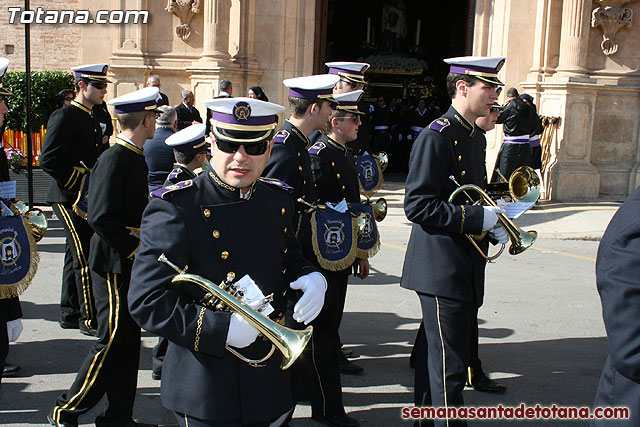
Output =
[{"x1": 455, "y1": 80, "x2": 468, "y2": 97}]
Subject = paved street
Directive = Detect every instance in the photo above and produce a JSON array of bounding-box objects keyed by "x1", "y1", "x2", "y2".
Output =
[{"x1": 0, "y1": 175, "x2": 621, "y2": 426}]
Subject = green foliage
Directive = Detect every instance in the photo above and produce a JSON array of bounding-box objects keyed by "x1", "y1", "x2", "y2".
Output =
[{"x1": 2, "y1": 71, "x2": 75, "y2": 131}]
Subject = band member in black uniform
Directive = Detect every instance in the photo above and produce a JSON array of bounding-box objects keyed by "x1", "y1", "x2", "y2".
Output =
[
  {"x1": 492, "y1": 87, "x2": 534, "y2": 181},
  {"x1": 263, "y1": 74, "x2": 338, "y2": 258},
  {"x1": 164, "y1": 123, "x2": 210, "y2": 186},
  {"x1": 301, "y1": 90, "x2": 371, "y2": 427},
  {"x1": 40, "y1": 63, "x2": 110, "y2": 335},
  {"x1": 128, "y1": 97, "x2": 327, "y2": 427},
  {"x1": 0, "y1": 57, "x2": 18, "y2": 386},
  {"x1": 465, "y1": 104, "x2": 507, "y2": 394},
  {"x1": 401, "y1": 56, "x2": 508, "y2": 427},
  {"x1": 371, "y1": 96, "x2": 392, "y2": 155},
  {"x1": 309, "y1": 62, "x2": 371, "y2": 155},
  {"x1": 590, "y1": 185, "x2": 640, "y2": 427},
  {"x1": 151, "y1": 123, "x2": 210, "y2": 380},
  {"x1": 49, "y1": 87, "x2": 161, "y2": 427}
]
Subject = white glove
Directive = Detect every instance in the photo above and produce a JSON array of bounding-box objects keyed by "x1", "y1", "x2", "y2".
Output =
[
  {"x1": 290, "y1": 272, "x2": 327, "y2": 325},
  {"x1": 7, "y1": 319, "x2": 23, "y2": 342},
  {"x1": 482, "y1": 206, "x2": 505, "y2": 231},
  {"x1": 488, "y1": 225, "x2": 509, "y2": 244},
  {"x1": 225, "y1": 313, "x2": 260, "y2": 349}
]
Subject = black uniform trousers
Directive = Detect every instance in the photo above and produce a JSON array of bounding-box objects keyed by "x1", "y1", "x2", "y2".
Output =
[
  {"x1": 52, "y1": 271, "x2": 141, "y2": 426},
  {"x1": 291, "y1": 268, "x2": 349, "y2": 417},
  {"x1": 52, "y1": 203, "x2": 96, "y2": 328},
  {"x1": 0, "y1": 298, "x2": 9, "y2": 388},
  {"x1": 414, "y1": 293, "x2": 473, "y2": 427},
  {"x1": 173, "y1": 411, "x2": 288, "y2": 427}
]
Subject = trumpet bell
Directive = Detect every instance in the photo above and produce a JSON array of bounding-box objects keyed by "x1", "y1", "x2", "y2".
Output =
[
  {"x1": 509, "y1": 166, "x2": 540, "y2": 203},
  {"x1": 374, "y1": 152, "x2": 388, "y2": 173},
  {"x1": 509, "y1": 229, "x2": 537, "y2": 256},
  {"x1": 372, "y1": 198, "x2": 387, "y2": 222},
  {"x1": 25, "y1": 208, "x2": 48, "y2": 242}
]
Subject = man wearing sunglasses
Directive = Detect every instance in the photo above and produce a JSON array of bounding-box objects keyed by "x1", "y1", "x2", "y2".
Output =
[
  {"x1": 41, "y1": 63, "x2": 110, "y2": 337},
  {"x1": 129, "y1": 97, "x2": 327, "y2": 427},
  {"x1": 300, "y1": 90, "x2": 371, "y2": 427}
]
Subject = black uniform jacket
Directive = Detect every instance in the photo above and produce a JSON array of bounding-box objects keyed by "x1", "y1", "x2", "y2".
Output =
[
  {"x1": 87, "y1": 138, "x2": 148, "y2": 274},
  {"x1": 40, "y1": 101, "x2": 102, "y2": 203},
  {"x1": 263, "y1": 120, "x2": 316, "y2": 255},
  {"x1": 164, "y1": 164, "x2": 197, "y2": 187},
  {"x1": 401, "y1": 106, "x2": 489, "y2": 304},
  {"x1": 497, "y1": 97, "x2": 534, "y2": 136},
  {"x1": 309, "y1": 135, "x2": 360, "y2": 205},
  {"x1": 128, "y1": 167, "x2": 317, "y2": 423},
  {"x1": 592, "y1": 186, "x2": 640, "y2": 424},
  {"x1": 175, "y1": 103, "x2": 203, "y2": 131}
]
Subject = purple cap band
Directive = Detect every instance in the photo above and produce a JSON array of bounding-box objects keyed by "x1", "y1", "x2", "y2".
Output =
[
  {"x1": 114, "y1": 99, "x2": 157, "y2": 114},
  {"x1": 449, "y1": 64, "x2": 497, "y2": 75},
  {"x1": 212, "y1": 111, "x2": 276, "y2": 126},
  {"x1": 337, "y1": 101, "x2": 358, "y2": 107},
  {"x1": 288, "y1": 87, "x2": 333, "y2": 99},
  {"x1": 328, "y1": 67, "x2": 364, "y2": 77},
  {"x1": 171, "y1": 137, "x2": 206, "y2": 153}
]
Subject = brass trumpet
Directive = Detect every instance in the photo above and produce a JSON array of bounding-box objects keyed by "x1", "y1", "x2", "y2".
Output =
[
  {"x1": 448, "y1": 170, "x2": 538, "y2": 261},
  {"x1": 158, "y1": 254, "x2": 312, "y2": 370},
  {"x1": 486, "y1": 166, "x2": 541, "y2": 203},
  {"x1": 374, "y1": 152, "x2": 388, "y2": 172},
  {"x1": 371, "y1": 198, "x2": 387, "y2": 222},
  {"x1": 10, "y1": 201, "x2": 48, "y2": 242}
]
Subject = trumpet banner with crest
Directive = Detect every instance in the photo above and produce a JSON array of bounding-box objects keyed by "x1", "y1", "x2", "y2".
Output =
[
  {"x1": 356, "y1": 152, "x2": 383, "y2": 198},
  {"x1": 0, "y1": 215, "x2": 39, "y2": 298},
  {"x1": 310, "y1": 209, "x2": 357, "y2": 271},
  {"x1": 348, "y1": 203, "x2": 380, "y2": 258}
]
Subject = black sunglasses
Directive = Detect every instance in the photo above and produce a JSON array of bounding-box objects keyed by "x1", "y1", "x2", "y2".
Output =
[
  {"x1": 88, "y1": 81, "x2": 107, "y2": 90},
  {"x1": 64, "y1": 97, "x2": 73, "y2": 101},
  {"x1": 490, "y1": 106, "x2": 501, "y2": 113},
  {"x1": 216, "y1": 139, "x2": 269, "y2": 156}
]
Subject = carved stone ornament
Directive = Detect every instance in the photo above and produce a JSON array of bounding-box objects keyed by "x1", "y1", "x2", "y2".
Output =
[
  {"x1": 591, "y1": 0, "x2": 638, "y2": 55},
  {"x1": 166, "y1": 0, "x2": 201, "y2": 41}
]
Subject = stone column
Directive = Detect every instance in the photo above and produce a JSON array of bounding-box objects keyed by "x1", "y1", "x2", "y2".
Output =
[
  {"x1": 554, "y1": 0, "x2": 592, "y2": 81},
  {"x1": 232, "y1": 0, "x2": 260, "y2": 70},
  {"x1": 200, "y1": 0, "x2": 235, "y2": 65}
]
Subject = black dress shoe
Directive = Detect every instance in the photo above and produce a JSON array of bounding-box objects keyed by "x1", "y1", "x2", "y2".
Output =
[
  {"x1": 59, "y1": 320, "x2": 79, "y2": 329},
  {"x1": 341, "y1": 348, "x2": 353, "y2": 358},
  {"x1": 3, "y1": 363, "x2": 20, "y2": 376},
  {"x1": 151, "y1": 370, "x2": 162, "y2": 380},
  {"x1": 312, "y1": 413, "x2": 360, "y2": 427},
  {"x1": 470, "y1": 374, "x2": 507, "y2": 393},
  {"x1": 339, "y1": 358, "x2": 363, "y2": 375},
  {"x1": 79, "y1": 322, "x2": 98, "y2": 337},
  {"x1": 47, "y1": 413, "x2": 78, "y2": 427}
]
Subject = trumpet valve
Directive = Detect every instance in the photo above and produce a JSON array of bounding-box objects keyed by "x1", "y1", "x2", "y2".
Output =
[{"x1": 257, "y1": 294, "x2": 274, "y2": 313}]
